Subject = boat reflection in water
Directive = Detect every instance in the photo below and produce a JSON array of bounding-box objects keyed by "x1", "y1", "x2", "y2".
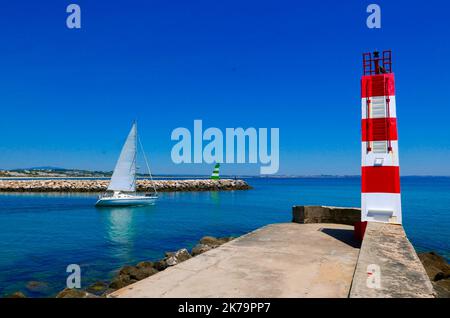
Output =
[
  {"x1": 100, "y1": 207, "x2": 136, "y2": 264},
  {"x1": 98, "y1": 203, "x2": 159, "y2": 264}
]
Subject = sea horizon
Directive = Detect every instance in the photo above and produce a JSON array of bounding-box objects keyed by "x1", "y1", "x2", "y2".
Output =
[{"x1": 2, "y1": 167, "x2": 450, "y2": 179}]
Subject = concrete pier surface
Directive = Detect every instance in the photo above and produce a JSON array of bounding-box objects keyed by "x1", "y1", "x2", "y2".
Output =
[
  {"x1": 0, "y1": 179, "x2": 251, "y2": 192},
  {"x1": 109, "y1": 223, "x2": 360, "y2": 298},
  {"x1": 350, "y1": 222, "x2": 435, "y2": 298}
]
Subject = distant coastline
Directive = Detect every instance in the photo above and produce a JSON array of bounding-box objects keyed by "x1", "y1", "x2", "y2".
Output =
[{"x1": 1, "y1": 167, "x2": 448, "y2": 180}]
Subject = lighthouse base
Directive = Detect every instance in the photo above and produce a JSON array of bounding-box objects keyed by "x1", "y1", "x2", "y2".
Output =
[{"x1": 361, "y1": 193, "x2": 402, "y2": 224}]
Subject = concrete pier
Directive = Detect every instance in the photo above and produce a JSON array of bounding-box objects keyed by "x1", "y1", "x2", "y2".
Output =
[
  {"x1": 349, "y1": 222, "x2": 435, "y2": 298},
  {"x1": 107, "y1": 205, "x2": 436, "y2": 298},
  {"x1": 109, "y1": 223, "x2": 360, "y2": 298}
]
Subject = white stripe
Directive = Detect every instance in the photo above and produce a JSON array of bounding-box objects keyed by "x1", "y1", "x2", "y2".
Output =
[
  {"x1": 361, "y1": 96, "x2": 397, "y2": 119},
  {"x1": 361, "y1": 141, "x2": 400, "y2": 167},
  {"x1": 362, "y1": 193, "x2": 402, "y2": 224}
]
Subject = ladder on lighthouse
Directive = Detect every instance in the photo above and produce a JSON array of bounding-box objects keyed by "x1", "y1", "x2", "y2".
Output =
[{"x1": 363, "y1": 51, "x2": 394, "y2": 154}]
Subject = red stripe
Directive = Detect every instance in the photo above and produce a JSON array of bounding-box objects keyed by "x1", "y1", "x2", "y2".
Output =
[
  {"x1": 361, "y1": 73, "x2": 395, "y2": 98},
  {"x1": 362, "y1": 166, "x2": 400, "y2": 193},
  {"x1": 362, "y1": 118, "x2": 398, "y2": 141}
]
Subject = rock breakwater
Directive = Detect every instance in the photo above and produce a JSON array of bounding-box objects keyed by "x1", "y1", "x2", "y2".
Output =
[
  {"x1": 418, "y1": 251, "x2": 450, "y2": 298},
  {"x1": 0, "y1": 179, "x2": 251, "y2": 193},
  {"x1": 53, "y1": 235, "x2": 234, "y2": 298}
]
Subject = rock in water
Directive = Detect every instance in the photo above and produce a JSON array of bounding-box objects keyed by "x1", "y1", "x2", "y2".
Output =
[
  {"x1": 119, "y1": 264, "x2": 158, "y2": 281},
  {"x1": 136, "y1": 261, "x2": 153, "y2": 269},
  {"x1": 192, "y1": 236, "x2": 235, "y2": 256},
  {"x1": 109, "y1": 262, "x2": 159, "y2": 291},
  {"x1": 4, "y1": 291, "x2": 26, "y2": 298},
  {"x1": 433, "y1": 279, "x2": 450, "y2": 298},
  {"x1": 135, "y1": 261, "x2": 158, "y2": 279},
  {"x1": 418, "y1": 252, "x2": 450, "y2": 281},
  {"x1": 26, "y1": 281, "x2": 49, "y2": 293},
  {"x1": 118, "y1": 265, "x2": 140, "y2": 278},
  {"x1": 153, "y1": 259, "x2": 169, "y2": 271},
  {"x1": 56, "y1": 288, "x2": 98, "y2": 298},
  {"x1": 86, "y1": 281, "x2": 108, "y2": 295},
  {"x1": 138, "y1": 266, "x2": 158, "y2": 279},
  {"x1": 191, "y1": 244, "x2": 213, "y2": 256},
  {"x1": 418, "y1": 251, "x2": 450, "y2": 298},
  {"x1": 164, "y1": 249, "x2": 192, "y2": 266},
  {"x1": 200, "y1": 236, "x2": 234, "y2": 247},
  {"x1": 199, "y1": 236, "x2": 223, "y2": 247},
  {"x1": 108, "y1": 276, "x2": 136, "y2": 290}
]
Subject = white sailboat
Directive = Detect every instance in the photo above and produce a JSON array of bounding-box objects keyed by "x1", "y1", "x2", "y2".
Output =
[{"x1": 95, "y1": 122, "x2": 158, "y2": 207}]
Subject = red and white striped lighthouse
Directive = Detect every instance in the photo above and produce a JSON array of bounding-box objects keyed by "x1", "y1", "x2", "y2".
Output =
[{"x1": 361, "y1": 50, "x2": 402, "y2": 224}]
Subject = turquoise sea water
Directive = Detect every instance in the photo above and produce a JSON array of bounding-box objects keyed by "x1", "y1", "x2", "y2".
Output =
[{"x1": 0, "y1": 177, "x2": 449, "y2": 297}]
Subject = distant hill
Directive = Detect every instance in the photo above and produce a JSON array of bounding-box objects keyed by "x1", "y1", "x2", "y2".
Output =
[
  {"x1": 0, "y1": 167, "x2": 174, "y2": 178},
  {"x1": 0, "y1": 167, "x2": 112, "y2": 178},
  {"x1": 24, "y1": 166, "x2": 69, "y2": 171}
]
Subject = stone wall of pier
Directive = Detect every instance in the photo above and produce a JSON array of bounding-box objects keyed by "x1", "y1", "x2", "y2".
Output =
[
  {"x1": 0, "y1": 179, "x2": 251, "y2": 192},
  {"x1": 292, "y1": 205, "x2": 361, "y2": 226}
]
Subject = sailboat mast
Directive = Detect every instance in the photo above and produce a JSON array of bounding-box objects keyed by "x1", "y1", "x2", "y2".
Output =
[
  {"x1": 137, "y1": 129, "x2": 158, "y2": 196},
  {"x1": 133, "y1": 121, "x2": 138, "y2": 193}
]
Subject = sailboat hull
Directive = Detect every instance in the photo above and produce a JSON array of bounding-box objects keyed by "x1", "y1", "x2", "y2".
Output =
[{"x1": 95, "y1": 195, "x2": 157, "y2": 207}]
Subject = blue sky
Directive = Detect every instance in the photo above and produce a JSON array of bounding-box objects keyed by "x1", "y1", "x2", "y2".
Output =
[{"x1": 0, "y1": 0, "x2": 449, "y2": 175}]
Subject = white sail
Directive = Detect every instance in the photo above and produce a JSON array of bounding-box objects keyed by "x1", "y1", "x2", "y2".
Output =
[{"x1": 107, "y1": 123, "x2": 137, "y2": 192}]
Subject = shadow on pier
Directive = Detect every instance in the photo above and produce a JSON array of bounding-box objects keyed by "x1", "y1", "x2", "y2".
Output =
[{"x1": 319, "y1": 228, "x2": 361, "y2": 249}]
